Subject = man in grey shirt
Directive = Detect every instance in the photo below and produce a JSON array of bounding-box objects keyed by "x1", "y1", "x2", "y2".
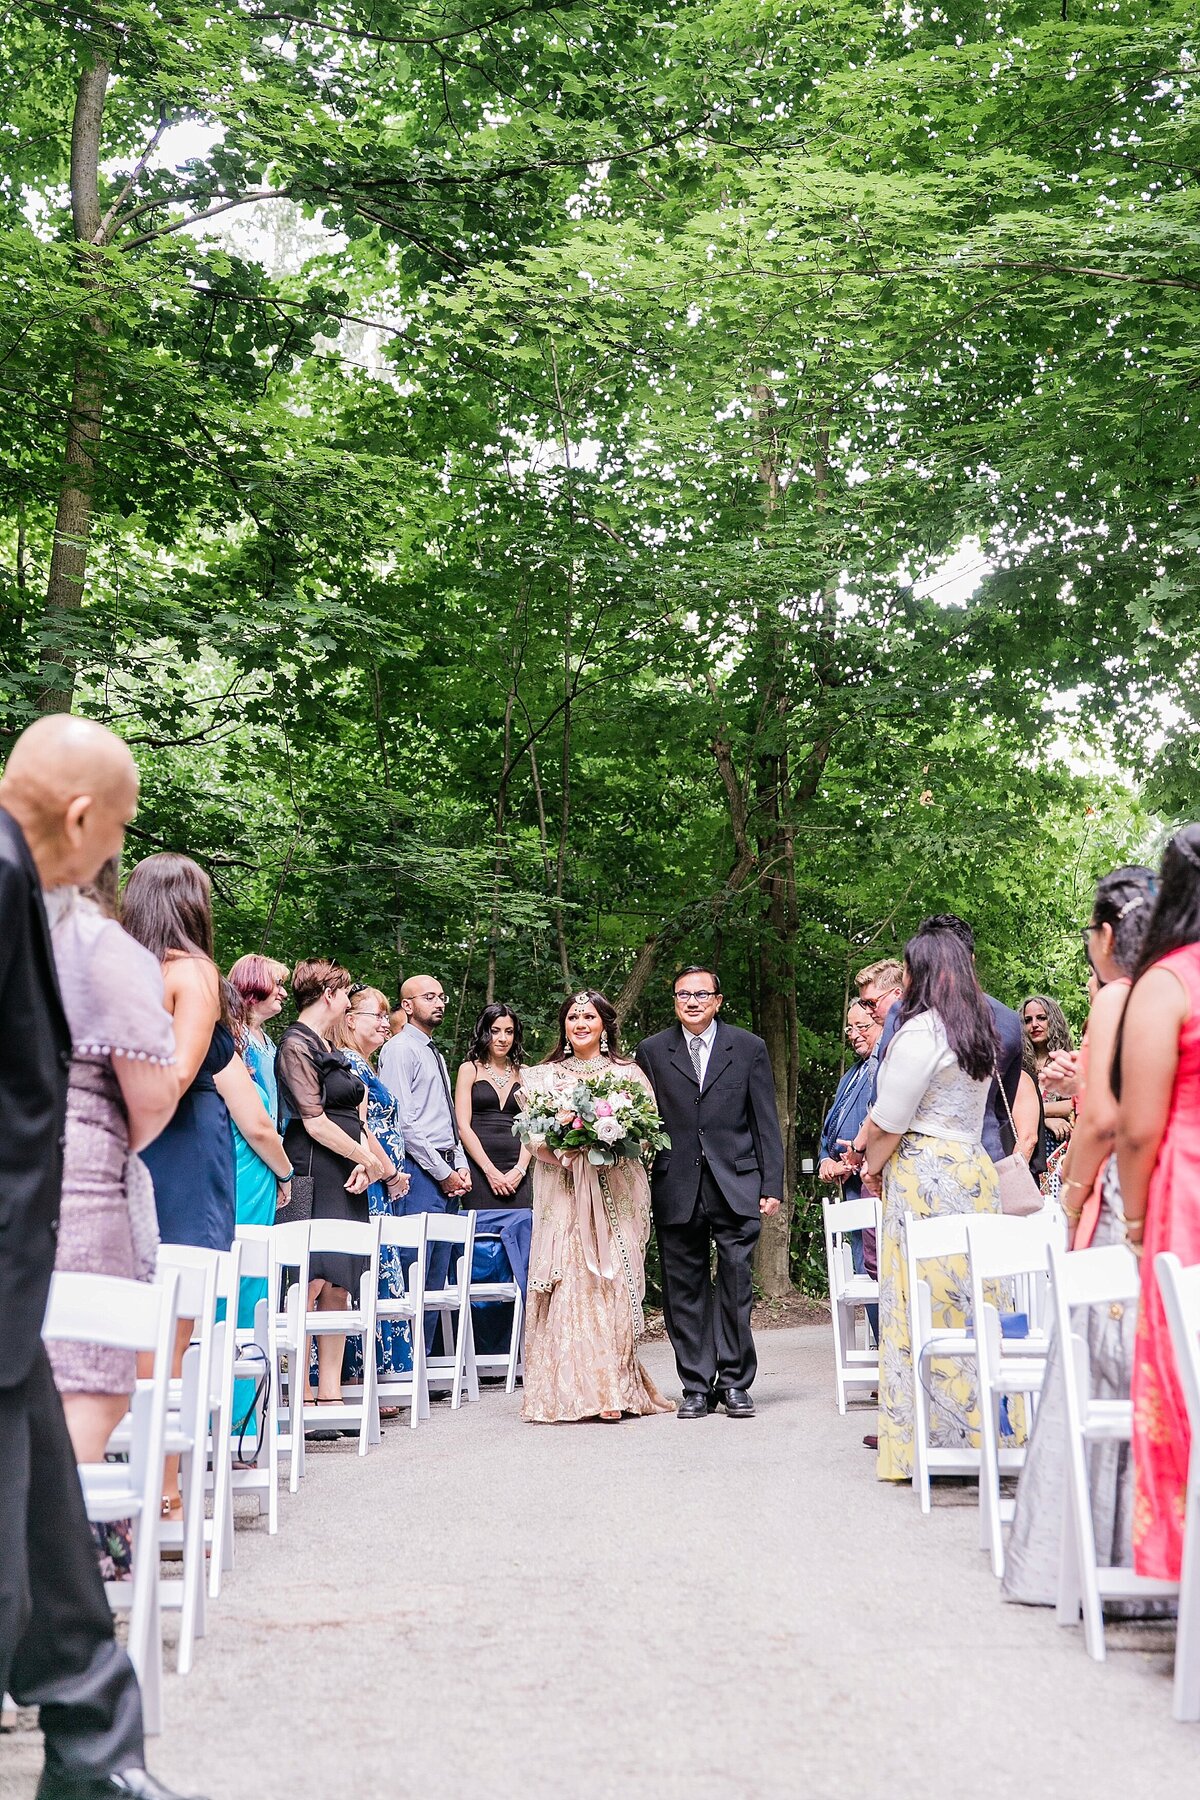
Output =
[{"x1": 378, "y1": 975, "x2": 470, "y2": 1340}]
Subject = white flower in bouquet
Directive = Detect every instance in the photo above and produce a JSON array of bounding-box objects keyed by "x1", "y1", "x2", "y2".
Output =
[{"x1": 514, "y1": 1068, "x2": 670, "y2": 1166}]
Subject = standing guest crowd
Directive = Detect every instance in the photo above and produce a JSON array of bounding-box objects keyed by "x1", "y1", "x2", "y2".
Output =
[
  {"x1": 819, "y1": 836, "x2": 1200, "y2": 1631},
  {"x1": 6, "y1": 707, "x2": 1200, "y2": 1798}
]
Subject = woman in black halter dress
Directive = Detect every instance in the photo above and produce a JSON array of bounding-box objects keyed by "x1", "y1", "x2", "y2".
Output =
[{"x1": 454, "y1": 1003, "x2": 531, "y2": 1209}]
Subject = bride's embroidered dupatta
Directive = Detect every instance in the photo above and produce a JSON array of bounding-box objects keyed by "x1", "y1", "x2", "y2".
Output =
[{"x1": 524, "y1": 1062, "x2": 654, "y2": 1341}]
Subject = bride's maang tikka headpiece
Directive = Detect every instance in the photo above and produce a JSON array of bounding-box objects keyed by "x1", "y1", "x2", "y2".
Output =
[{"x1": 571, "y1": 991, "x2": 592, "y2": 1008}]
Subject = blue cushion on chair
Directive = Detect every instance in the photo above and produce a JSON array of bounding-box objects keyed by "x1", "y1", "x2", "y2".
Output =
[{"x1": 471, "y1": 1237, "x2": 511, "y2": 1284}]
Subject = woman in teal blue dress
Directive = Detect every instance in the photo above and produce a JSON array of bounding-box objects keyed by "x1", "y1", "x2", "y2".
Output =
[
  {"x1": 335, "y1": 986, "x2": 414, "y2": 1384},
  {"x1": 229, "y1": 954, "x2": 292, "y2": 1431}
]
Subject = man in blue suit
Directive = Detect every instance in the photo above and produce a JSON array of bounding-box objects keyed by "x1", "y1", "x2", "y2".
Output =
[{"x1": 818, "y1": 996, "x2": 882, "y2": 1336}]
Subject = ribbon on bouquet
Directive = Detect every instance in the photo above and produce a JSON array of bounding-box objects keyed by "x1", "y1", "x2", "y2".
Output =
[{"x1": 571, "y1": 1154, "x2": 616, "y2": 1281}]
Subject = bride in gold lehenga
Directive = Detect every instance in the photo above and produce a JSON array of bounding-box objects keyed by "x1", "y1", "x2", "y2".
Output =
[{"x1": 521, "y1": 989, "x2": 675, "y2": 1424}]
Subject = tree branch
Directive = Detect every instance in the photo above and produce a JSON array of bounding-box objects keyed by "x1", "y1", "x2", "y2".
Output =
[
  {"x1": 94, "y1": 104, "x2": 171, "y2": 245},
  {"x1": 121, "y1": 190, "x2": 292, "y2": 251},
  {"x1": 249, "y1": 2, "x2": 565, "y2": 48}
]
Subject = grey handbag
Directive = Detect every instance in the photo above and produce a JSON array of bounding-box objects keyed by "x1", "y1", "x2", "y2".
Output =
[
  {"x1": 285, "y1": 1126, "x2": 316, "y2": 1221},
  {"x1": 992, "y1": 1064, "x2": 1043, "y2": 1216}
]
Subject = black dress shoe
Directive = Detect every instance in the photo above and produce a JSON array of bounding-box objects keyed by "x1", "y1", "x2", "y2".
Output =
[
  {"x1": 717, "y1": 1388, "x2": 756, "y2": 1418},
  {"x1": 677, "y1": 1392, "x2": 714, "y2": 1420},
  {"x1": 36, "y1": 1766, "x2": 208, "y2": 1800}
]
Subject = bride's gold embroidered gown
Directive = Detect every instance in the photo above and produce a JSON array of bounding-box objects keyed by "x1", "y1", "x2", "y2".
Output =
[{"x1": 521, "y1": 1058, "x2": 675, "y2": 1423}]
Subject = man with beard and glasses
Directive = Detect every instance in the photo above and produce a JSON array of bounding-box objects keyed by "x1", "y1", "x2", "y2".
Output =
[{"x1": 378, "y1": 975, "x2": 471, "y2": 1342}]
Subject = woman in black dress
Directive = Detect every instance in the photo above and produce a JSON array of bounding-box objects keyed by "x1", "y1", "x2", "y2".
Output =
[
  {"x1": 277, "y1": 958, "x2": 395, "y2": 1409},
  {"x1": 455, "y1": 1003, "x2": 532, "y2": 1208}
]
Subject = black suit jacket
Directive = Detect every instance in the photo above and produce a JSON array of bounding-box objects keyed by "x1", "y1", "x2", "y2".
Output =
[
  {"x1": 635, "y1": 1020, "x2": 786, "y2": 1225},
  {"x1": 0, "y1": 806, "x2": 72, "y2": 1389}
]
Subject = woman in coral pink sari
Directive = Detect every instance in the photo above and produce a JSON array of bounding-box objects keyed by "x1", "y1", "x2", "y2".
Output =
[{"x1": 1118, "y1": 826, "x2": 1200, "y2": 1581}]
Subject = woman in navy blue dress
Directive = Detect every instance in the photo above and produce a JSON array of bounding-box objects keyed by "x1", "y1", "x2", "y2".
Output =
[
  {"x1": 123, "y1": 854, "x2": 238, "y2": 1252},
  {"x1": 123, "y1": 852, "x2": 238, "y2": 1514}
]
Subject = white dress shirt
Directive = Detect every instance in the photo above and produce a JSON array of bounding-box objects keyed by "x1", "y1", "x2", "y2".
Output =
[{"x1": 683, "y1": 1016, "x2": 719, "y2": 1088}]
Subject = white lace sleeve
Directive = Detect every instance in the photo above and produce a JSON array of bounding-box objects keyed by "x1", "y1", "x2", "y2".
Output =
[{"x1": 871, "y1": 1014, "x2": 949, "y2": 1135}]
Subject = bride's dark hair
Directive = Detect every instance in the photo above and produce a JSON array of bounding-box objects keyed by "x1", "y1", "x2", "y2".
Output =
[{"x1": 544, "y1": 988, "x2": 630, "y2": 1063}]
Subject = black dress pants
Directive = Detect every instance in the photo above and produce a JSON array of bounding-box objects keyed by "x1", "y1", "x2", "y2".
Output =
[
  {"x1": 657, "y1": 1165, "x2": 761, "y2": 1396},
  {"x1": 0, "y1": 1344, "x2": 144, "y2": 1780}
]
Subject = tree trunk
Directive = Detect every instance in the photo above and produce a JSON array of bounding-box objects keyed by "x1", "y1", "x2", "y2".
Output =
[
  {"x1": 486, "y1": 684, "x2": 516, "y2": 1004},
  {"x1": 39, "y1": 53, "x2": 110, "y2": 715},
  {"x1": 367, "y1": 662, "x2": 406, "y2": 977},
  {"x1": 747, "y1": 381, "x2": 801, "y2": 1296},
  {"x1": 751, "y1": 720, "x2": 801, "y2": 1295},
  {"x1": 553, "y1": 584, "x2": 573, "y2": 992}
]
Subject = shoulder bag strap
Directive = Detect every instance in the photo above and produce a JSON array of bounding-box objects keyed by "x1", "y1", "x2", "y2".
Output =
[{"x1": 993, "y1": 1058, "x2": 1022, "y2": 1153}]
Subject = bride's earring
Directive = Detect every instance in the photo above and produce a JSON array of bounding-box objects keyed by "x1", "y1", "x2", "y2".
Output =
[{"x1": 600, "y1": 1029, "x2": 609, "y2": 1054}]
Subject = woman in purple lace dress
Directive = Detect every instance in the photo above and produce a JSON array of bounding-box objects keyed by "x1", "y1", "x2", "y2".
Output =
[{"x1": 44, "y1": 881, "x2": 177, "y2": 1469}]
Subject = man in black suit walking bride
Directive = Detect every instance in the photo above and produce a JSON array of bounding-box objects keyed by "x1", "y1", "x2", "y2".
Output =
[{"x1": 636, "y1": 967, "x2": 786, "y2": 1419}]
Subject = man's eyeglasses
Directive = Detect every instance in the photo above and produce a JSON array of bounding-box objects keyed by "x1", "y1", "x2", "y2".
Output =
[{"x1": 675, "y1": 990, "x2": 717, "y2": 1002}]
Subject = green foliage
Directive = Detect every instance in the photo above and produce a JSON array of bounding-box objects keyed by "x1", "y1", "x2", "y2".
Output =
[{"x1": 2, "y1": 1, "x2": 1197, "y2": 1291}]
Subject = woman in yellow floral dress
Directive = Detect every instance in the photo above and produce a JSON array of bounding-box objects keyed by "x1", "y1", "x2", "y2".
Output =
[{"x1": 864, "y1": 930, "x2": 1017, "y2": 1482}]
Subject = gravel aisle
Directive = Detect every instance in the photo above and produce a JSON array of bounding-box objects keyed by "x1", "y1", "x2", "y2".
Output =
[{"x1": 2, "y1": 1325, "x2": 1191, "y2": 1799}]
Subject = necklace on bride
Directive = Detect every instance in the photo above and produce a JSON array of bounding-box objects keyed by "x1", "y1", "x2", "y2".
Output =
[{"x1": 564, "y1": 1051, "x2": 606, "y2": 1071}]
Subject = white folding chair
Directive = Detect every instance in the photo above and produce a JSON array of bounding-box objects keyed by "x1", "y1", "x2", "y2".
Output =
[
  {"x1": 903, "y1": 1210, "x2": 1033, "y2": 1510},
  {"x1": 1050, "y1": 1240, "x2": 1178, "y2": 1659},
  {"x1": 377, "y1": 1212, "x2": 430, "y2": 1429},
  {"x1": 1154, "y1": 1251, "x2": 1200, "y2": 1720},
  {"x1": 422, "y1": 1210, "x2": 479, "y2": 1407},
  {"x1": 151, "y1": 1246, "x2": 221, "y2": 1677},
  {"x1": 265, "y1": 1219, "x2": 314, "y2": 1495},
  {"x1": 966, "y1": 1211, "x2": 1062, "y2": 1577},
  {"x1": 304, "y1": 1216, "x2": 384, "y2": 1455},
  {"x1": 822, "y1": 1192, "x2": 881, "y2": 1413},
  {"x1": 228, "y1": 1226, "x2": 281, "y2": 1536},
  {"x1": 904, "y1": 1211, "x2": 980, "y2": 1510},
  {"x1": 469, "y1": 1229, "x2": 525, "y2": 1393},
  {"x1": 204, "y1": 1241, "x2": 244, "y2": 1599},
  {"x1": 42, "y1": 1269, "x2": 181, "y2": 1736}
]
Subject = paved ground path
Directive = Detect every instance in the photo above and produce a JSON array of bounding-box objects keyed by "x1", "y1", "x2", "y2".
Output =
[{"x1": 3, "y1": 1325, "x2": 1195, "y2": 1799}]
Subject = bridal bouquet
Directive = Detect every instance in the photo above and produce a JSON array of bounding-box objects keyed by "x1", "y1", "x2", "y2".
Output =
[{"x1": 515, "y1": 1069, "x2": 670, "y2": 1168}]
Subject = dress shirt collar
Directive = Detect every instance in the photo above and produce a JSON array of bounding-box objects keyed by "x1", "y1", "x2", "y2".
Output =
[{"x1": 682, "y1": 1017, "x2": 719, "y2": 1052}]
